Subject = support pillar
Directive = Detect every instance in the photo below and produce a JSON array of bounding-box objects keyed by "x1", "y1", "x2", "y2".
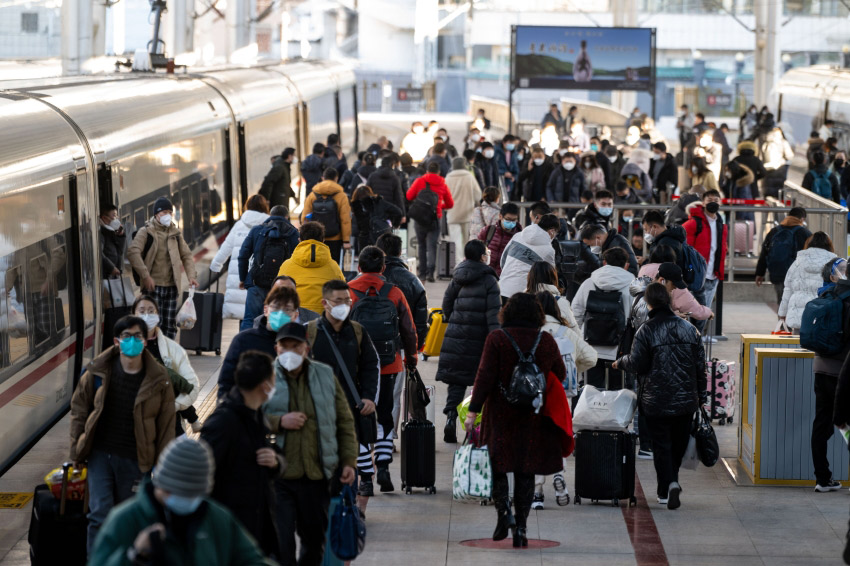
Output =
[
  {"x1": 753, "y1": 0, "x2": 780, "y2": 108},
  {"x1": 611, "y1": 0, "x2": 638, "y2": 114},
  {"x1": 62, "y1": 0, "x2": 95, "y2": 74}
]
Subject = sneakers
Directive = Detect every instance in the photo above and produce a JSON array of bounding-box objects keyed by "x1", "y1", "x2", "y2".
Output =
[
  {"x1": 638, "y1": 448, "x2": 654, "y2": 460},
  {"x1": 531, "y1": 493, "x2": 544, "y2": 510},
  {"x1": 667, "y1": 482, "x2": 681, "y2": 510},
  {"x1": 190, "y1": 420, "x2": 203, "y2": 433},
  {"x1": 657, "y1": 496, "x2": 668, "y2": 505},
  {"x1": 702, "y1": 336, "x2": 718, "y2": 344},
  {"x1": 815, "y1": 479, "x2": 842, "y2": 492},
  {"x1": 376, "y1": 465, "x2": 395, "y2": 493},
  {"x1": 358, "y1": 479, "x2": 374, "y2": 497},
  {"x1": 553, "y1": 474, "x2": 570, "y2": 506}
]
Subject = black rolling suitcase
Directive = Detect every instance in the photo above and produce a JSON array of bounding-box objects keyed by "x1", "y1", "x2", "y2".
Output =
[
  {"x1": 573, "y1": 430, "x2": 637, "y2": 507},
  {"x1": 437, "y1": 240, "x2": 455, "y2": 280},
  {"x1": 179, "y1": 278, "x2": 224, "y2": 356},
  {"x1": 28, "y1": 463, "x2": 88, "y2": 566},
  {"x1": 400, "y1": 371, "x2": 436, "y2": 495}
]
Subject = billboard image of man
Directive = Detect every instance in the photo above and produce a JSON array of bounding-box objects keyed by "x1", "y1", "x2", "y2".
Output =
[{"x1": 573, "y1": 40, "x2": 593, "y2": 82}]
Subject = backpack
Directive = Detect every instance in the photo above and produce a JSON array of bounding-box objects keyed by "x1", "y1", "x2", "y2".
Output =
[
  {"x1": 407, "y1": 182, "x2": 439, "y2": 227},
  {"x1": 680, "y1": 242, "x2": 707, "y2": 293},
  {"x1": 766, "y1": 226, "x2": 802, "y2": 281},
  {"x1": 499, "y1": 330, "x2": 546, "y2": 412},
  {"x1": 351, "y1": 284, "x2": 400, "y2": 366},
  {"x1": 368, "y1": 216, "x2": 392, "y2": 245},
  {"x1": 799, "y1": 289, "x2": 850, "y2": 355},
  {"x1": 549, "y1": 325, "x2": 578, "y2": 398},
  {"x1": 583, "y1": 287, "x2": 626, "y2": 347},
  {"x1": 311, "y1": 194, "x2": 340, "y2": 238},
  {"x1": 130, "y1": 229, "x2": 155, "y2": 286},
  {"x1": 617, "y1": 292, "x2": 645, "y2": 358},
  {"x1": 249, "y1": 223, "x2": 292, "y2": 289},
  {"x1": 810, "y1": 170, "x2": 832, "y2": 199}
]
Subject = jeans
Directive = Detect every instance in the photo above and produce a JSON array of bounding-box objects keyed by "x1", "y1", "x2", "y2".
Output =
[
  {"x1": 644, "y1": 413, "x2": 693, "y2": 498},
  {"x1": 87, "y1": 450, "x2": 143, "y2": 553},
  {"x1": 693, "y1": 277, "x2": 719, "y2": 334},
  {"x1": 444, "y1": 383, "x2": 467, "y2": 415},
  {"x1": 414, "y1": 221, "x2": 440, "y2": 278},
  {"x1": 447, "y1": 223, "x2": 470, "y2": 267},
  {"x1": 241, "y1": 285, "x2": 268, "y2": 331},
  {"x1": 812, "y1": 373, "x2": 839, "y2": 485},
  {"x1": 274, "y1": 477, "x2": 330, "y2": 566}
]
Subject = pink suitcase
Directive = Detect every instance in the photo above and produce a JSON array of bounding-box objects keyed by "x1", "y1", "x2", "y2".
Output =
[
  {"x1": 734, "y1": 220, "x2": 754, "y2": 256},
  {"x1": 705, "y1": 358, "x2": 736, "y2": 425}
]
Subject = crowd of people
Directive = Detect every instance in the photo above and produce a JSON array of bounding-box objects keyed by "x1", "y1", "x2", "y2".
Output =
[{"x1": 79, "y1": 106, "x2": 850, "y2": 564}]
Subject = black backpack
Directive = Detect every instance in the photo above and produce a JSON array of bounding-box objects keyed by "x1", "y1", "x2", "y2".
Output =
[
  {"x1": 766, "y1": 225, "x2": 802, "y2": 282},
  {"x1": 584, "y1": 287, "x2": 626, "y2": 346},
  {"x1": 249, "y1": 223, "x2": 292, "y2": 289},
  {"x1": 312, "y1": 195, "x2": 340, "y2": 238},
  {"x1": 368, "y1": 216, "x2": 392, "y2": 245},
  {"x1": 407, "y1": 182, "x2": 439, "y2": 227},
  {"x1": 499, "y1": 330, "x2": 546, "y2": 413},
  {"x1": 351, "y1": 284, "x2": 400, "y2": 366}
]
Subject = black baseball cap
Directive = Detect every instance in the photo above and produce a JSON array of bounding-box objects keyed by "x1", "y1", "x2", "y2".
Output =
[
  {"x1": 657, "y1": 263, "x2": 686, "y2": 289},
  {"x1": 275, "y1": 322, "x2": 307, "y2": 343}
]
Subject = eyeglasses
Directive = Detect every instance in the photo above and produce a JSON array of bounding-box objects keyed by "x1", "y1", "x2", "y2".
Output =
[
  {"x1": 119, "y1": 332, "x2": 145, "y2": 340},
  {"x1": 325, "y1": 297, "x2": 352, "y2": 306}
]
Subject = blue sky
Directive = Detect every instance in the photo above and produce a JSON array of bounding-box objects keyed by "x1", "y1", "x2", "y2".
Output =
[{"x1": 515, "y1": 26, "x2": 652, "y2": 71}]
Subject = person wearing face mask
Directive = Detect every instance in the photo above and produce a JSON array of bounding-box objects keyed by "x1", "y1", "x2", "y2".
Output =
[
  {"x1": 99, "y1": 204, "x2": 126, "y2": 279},
  {"x1": 265, "y1": 322, "x2": 358, "y2": 564},
  {"x1": 70, "y1": 315, "x2": 176, "y2": 553},
  {"x1": 579, "y1": 151, "x2": 606, "y2": 193},
  {"x1": 649, "y1": 142, "x2": 678, "y2": 205},
  {"x1": 519, "y1": 148, "x2": 554, "y2": 204},
  {"x1": 605, "y1": 145, "x2": 626, "y2": 190},
  {"x1": 305, "y1": 280, "x2": 380, "y2": 506},
  {"x1": 465, "y1": 128, "x2": 483, "y2": 151},
  {"x1": 494, "y1": 135, "x2": 520, "y2": 199},
  {"x1": 546, "y1": 152, "x2": 587, "y2": 206},
  {"x1": 219, "y1": 286, "x2": 301, "y2": 400},
  {"x1": 200, "y1": 352, "x2": 285, "y2": 557},
  {"x1": 436, "y1": 239, "x2": 502, "y2": 443},
  {"x1": 435, "y1": 128, "x2": 458, "y2": 159},
  {"x1": 475, "y1": 141, "x2": 501, "y2": 188},
  {"x1": 499, "y1": 214, "x2": 560, "y2": 300},
  {"x1": 689, "y1": 155, "x2": 718, "y2": 193},
  {"x1": 479, "y1": 202, "x2": 521, "y2": 276},
  {"x1": 128, "y1": 197, "x2": 199, "y2": 339},
  {"x1": 134, "y1": 295, "x2": 201, "y2": 436},
  {"x1": 642, "y1": 209, "x2": 687, "y2": 267},
  {"x1": 91, "y1": 436, "x2": 274, "y2": 566},
  {"x1": 683, "y1": 190, "x2": 729, "y2": 335},
  {"x1": 445, "y1": 156, "x2": 483, "y2": 266},
  {"x1": 574, "y1": 190, "x2": 615, "y2": 232}
]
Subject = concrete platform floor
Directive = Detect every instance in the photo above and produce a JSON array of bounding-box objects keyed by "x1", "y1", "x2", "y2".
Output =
[{"x1": 1, "y1": 280, "x2": 848, "y2": 566}]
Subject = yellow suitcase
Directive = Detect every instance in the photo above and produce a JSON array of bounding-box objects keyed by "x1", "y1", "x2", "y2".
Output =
[{"x1": 422, "y1": 308, "x2": 447, "y2": 360}]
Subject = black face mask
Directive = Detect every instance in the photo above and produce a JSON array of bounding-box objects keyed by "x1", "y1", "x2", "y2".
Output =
[
  {"x1": 835, "y1": 160, "x2": 845, "y2": 170},
  {"x1": 705, "y1": 202, "x2": 720, "y2": 214}
]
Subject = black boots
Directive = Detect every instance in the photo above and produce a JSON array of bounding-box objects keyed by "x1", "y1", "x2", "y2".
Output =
[
  {"x1": 376, "y1": 463, "x2": 394, "y2": 493},
  {"x1": 444, "y1": 410, "x2": 458, "y2": 443},
  {"x1": 492, "y1": 498, "x2": 516, "y2": 541},
  {"x1": 512, "y1": 527, "x2": 528, "y2": 548}
]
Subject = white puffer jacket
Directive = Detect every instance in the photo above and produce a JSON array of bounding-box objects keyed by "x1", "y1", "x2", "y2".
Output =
[
  {"x1": 499, "y1": 223, "x2": 557, "y2": 298},
  {"x1": 154, "y1": 328, "x2": 200, "y2": 411},
  {"x1": 210, "y1": 210, "x2": 270, "y2": 319},
  {"x1": 778, "y1": 247, "x2": 837, "y2": 329}
]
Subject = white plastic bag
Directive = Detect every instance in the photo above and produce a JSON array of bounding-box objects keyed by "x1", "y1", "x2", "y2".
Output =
[
  {"x1": 572, "y1": 385, "x2": 637, "y2": 431},
  {"x1": 176, "y1": 287, "x2": 197, "y2": 330},
  {"x1": 8, "y1": 305, "x2": 27, "y2": 338},
  {"x1": 681, "y1": 434, "x2": 699, "y2": 470}
]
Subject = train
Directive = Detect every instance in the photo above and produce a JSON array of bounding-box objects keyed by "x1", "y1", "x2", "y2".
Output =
[{"x1": 0, "y1": 60, "x2": 358, "y2": 473}]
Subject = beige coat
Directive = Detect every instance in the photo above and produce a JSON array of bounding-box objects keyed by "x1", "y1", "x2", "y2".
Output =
[
  {"x1": 69, "y1": 347, "x2": 175, "y2": 472},
  {"x1": 127, "y1": 218, "x2": 196, "y2": 292},
  {"x1": 444, "y1": 169, "x2": 482, "y2": 225}
]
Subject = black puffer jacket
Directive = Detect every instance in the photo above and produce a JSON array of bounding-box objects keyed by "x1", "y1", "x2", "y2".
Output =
[
  {"x1": 435, "y1": 260, "x2": 501, "y2": 387},
  {"x1": 383, "y1": 256, "x2": 429, "y2": 349},
  {"x1": 367, "y1": 166, "x2": 406, "y2": 214},
  {"x1": 648, "y1": 223, "x2": 687, "y2": 263},
  {"x1": 616, "y1": 306, "x2": 707, "y2": 417},
  {"x1": 100, "y1": 225, "x2": 126, "y2": 277},
  {"x1": 351, "y1": 196, "x2": 403, "y2": 246},
  {"x1": 602, "y1": 229, "x2": 638, "y2": 276}
]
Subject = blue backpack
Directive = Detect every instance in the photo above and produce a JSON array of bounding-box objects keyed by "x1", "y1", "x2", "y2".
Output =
[
  {"x1": 766, "y1": 226, "x2": 802, "y2": 282},
  {"x1": 810, "y1": 170, "x2": 832, "y2": 199},
  {"x1": 799, "y1": 289, "x2": 850, "y2": 356},
  {"x1": 681, "y1": 242, "x2": 707, "y2": 294}
]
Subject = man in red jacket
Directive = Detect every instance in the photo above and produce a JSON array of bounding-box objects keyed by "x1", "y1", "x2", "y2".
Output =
[
  {"x1": 349, "y1": 246, "x2": 419, "y2": 493},
  {"x1": 478, "y1": 202, "x2": 521, "y2": 276},
  {"x1": 406, "y1": 161, "x2": 455, "y2": 282},
  {"x1": 683, "y1": 189, "x2": 728, "y2": 335}
]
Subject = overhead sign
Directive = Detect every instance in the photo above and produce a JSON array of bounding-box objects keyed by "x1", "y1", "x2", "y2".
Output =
[
  {"x1": 707, "y1": 94, "x2": 733, "y2": 107},
  {"x1": 397, "y1": 88, "x2": 424, "y2": 102},
  {"x1": 512, "y1": 26, "x2": 655, "y2": 92}
]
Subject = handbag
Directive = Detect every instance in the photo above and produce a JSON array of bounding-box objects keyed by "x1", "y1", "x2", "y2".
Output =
[
  {"x1": 572, "y1": 385, "x2": 637, "y2": 431},
  {"x1": 102, "y1": 277, "x2": 135, "y2": 309},
  {"x1": 329, "y1": 484, "x2": 366, "y2": 561},
  {"x1": 452, "y1": 440, "x2": 492, "y2": 502},
  {"x1": 406, "y1": 366, "x2": 431, "y2": 422},
  {"x1": 693, "y1": 406, "x2": 719, "y2": 467},
  {"x1": 319, "y1": 325, "x2": 377, "y2": 444}
]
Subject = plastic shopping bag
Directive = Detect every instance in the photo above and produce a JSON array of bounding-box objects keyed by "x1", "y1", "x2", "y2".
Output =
[
  {"x1": 44, "y1": 464, "x2": 87, "y2": 500},
  {"x1": 456, "y1": 396, "x2": 482, "y2": 428},
  {"x1": 681, "y1": 435, "x2": 699, "y2": 470},
  {"x1": 452, "y1": 440, "x2": 492, "y2": 502},
  {"x1": 771, "y1": 320, "x2": 792, "y2": 336},
  {"x1": 176, "y1": 287, "x2": 197, "y2": 330},
  {"x1": 572, "y1": 385, "x2": 637, "y2": 432},
  {"x1": 8, "y1": 304, "x2": 27, "y2": 338}
]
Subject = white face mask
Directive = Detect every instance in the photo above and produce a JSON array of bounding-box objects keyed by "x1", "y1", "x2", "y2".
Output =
[
  {"x1": 691, "y1": 166, "x2": 699, "y2": 175},
  {"x1": 559, "y1": 149, "x2": 569, "y2": 156},
  {"x1": 608, "y1": 155, "x2": 618, "y2": 163},
  {"x1": 139, "y1": 313, "x2": 160, "y2": 331},
  {"x1": 590, "y1": 245, "x2": 602, "y2": 255},
  {"x1": 330, "y1": 304, "x2": 351, "y2": 321},
  {"x1": 471, "y1": 134, "x2": 481, "y2": 142},
  {"x1": 484, "y1": 149, "x2": 495, "y2": 159},
  {"x1": 533, "y1": 158, "x2": 544, "y2": 166},
  {"x1": 563, "y1": 162, "x2": 575, "y2": 171},
  {"x1": 278, "y1": 351, "x2": 304, "y2": 372},
  {"x1": 643, "y1": 232, "x2": 655, "y2": 245},
  {"x1": 159, "y1": 214, "x2": 172, "y2": 226}
]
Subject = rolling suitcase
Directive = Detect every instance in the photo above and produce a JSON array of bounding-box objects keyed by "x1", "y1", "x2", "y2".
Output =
[
  {"x1": 179, "y1": 278, "x2": 224, "y2": 355},
  {"x1": 703, "y1": 319, "x2": 736, "y2": 424},
  {"x1": 340, "y1": 248, "x2": 357, "y2": 282},
  {"x1": 437, "y1": 240, "x2": 455, "y2": 280},
  {"x1": 573, "y1": 430, "x2": 636, "y2": 507},
  {"x1": 421, "y1": 307, "x2": 448, "y2": 360},
  {"x1": 734, "y1": 220, "x2": 754, "y2": 256},
  {"x1": 400, "y1": 372, "x2": 436, "y2": 495},
  {"x1": 28, "y1": 463, "x2": 88, "y2": 566}
]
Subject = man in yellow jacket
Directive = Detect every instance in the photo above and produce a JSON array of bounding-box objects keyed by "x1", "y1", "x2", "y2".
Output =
[
  {"x1": 278, "y1": 222, "x2": 345, "y2": 314},
  {"x1": 300, "y1": 168, "x2": 352, "y2": 264}
]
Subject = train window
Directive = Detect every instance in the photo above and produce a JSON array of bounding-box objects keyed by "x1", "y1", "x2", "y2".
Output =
[
  {"x1": 147, "y1": 201, "x2": 155, "y2": 219},
  {"x1": 52, "y1": 245, "x2": 68, "y2": 334},
  {"x1": 201, "y1": 178, "x2": 212, "y2": 233},
  {"x1": 309, "y1": 92, "x2": 337, "y2": 149},
  {"x1": 28, "y1": 255, "x2": 52, "y2": 346},
  {"x1": 191, "y1": 182, "x2": 201, "y2": 242},
  {"x1": 4, "y1": 266, "x2": 27, "y2": 366},
  {"x1": 181, "y1": 185, "x2": 193, "y2": 245},
  {"x1": 134, "y1": 207, "x2": 145, "y2": 231}
]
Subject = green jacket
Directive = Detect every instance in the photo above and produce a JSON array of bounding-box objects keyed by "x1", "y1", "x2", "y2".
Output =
[
  {"x1": 89, "y1": 480, "x2": 274, "y2": 566},
  {"x1": 264, "y1": 358, "x2": 357, "y2": 480}
]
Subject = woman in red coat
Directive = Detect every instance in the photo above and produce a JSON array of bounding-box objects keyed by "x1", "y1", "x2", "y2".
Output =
[{"x1": 463, "y1": 293, "x2": 566, "y2": 548}]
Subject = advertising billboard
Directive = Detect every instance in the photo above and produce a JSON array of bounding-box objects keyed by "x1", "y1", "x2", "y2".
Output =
[{"x1": 513, "y1": 26, "x2": 655, "y2": 92}]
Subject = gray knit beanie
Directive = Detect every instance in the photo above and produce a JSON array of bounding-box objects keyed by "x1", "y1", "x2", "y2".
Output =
[
  {"x1": 152, "y1": 437, "x2": 214, "y2": 498},
  {"x1": 452, "y1": 156, "x2": 467, "y2": 171}
]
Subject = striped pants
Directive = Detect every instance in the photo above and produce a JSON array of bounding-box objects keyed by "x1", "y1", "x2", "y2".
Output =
[{"x1": 374, "y1": 372, "x2": 400, "y2": 466}]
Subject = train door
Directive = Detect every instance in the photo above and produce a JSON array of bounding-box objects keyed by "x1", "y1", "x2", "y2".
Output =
[{"x1": 74, "y1": 165, "x2": 99, "y2": 371}]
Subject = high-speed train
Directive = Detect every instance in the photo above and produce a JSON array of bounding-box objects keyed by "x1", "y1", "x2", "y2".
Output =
[{"x1": 0, "y1": 60, "x2": 358, "y2": 473}]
